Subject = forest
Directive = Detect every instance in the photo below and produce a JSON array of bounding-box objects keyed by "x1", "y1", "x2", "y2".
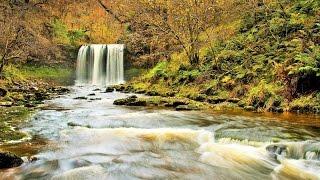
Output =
[
  {"x1": 0, "y1": 0, "x2": 320, "y2": 179},
  {"x1": 1, "y1": 0, "x2": 319, "y2": 113}
]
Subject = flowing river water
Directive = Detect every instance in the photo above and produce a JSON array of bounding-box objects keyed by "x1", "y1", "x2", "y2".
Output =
[{"x1": 1, "y1": 86, "x2": 320, "y2": 180}]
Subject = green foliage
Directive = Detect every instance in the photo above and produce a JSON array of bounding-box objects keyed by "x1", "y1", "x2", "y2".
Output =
[
  {"x1": 51, "y1": 19, "x2": 69, "y2": 44},
  {"x1": 130, "y1": 0, "x2": 320, "y2": 112},
  {"x1": 245, "y1": 80, "x2": 284, "y2": 109},
  {"x1": 289, "y1": 94, "x2": 319, "y2": 111},
  {"x1": 145, "y1": 61, "x2": 168, "y2": 79},
  {"x1": 51, "y1": 19, "x2": 86, "y2": 45}
]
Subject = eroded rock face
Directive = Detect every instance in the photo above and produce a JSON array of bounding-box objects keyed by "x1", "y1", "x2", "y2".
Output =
[{"x1": 0, "y1": 152, "x2": 23, "y2": 169}]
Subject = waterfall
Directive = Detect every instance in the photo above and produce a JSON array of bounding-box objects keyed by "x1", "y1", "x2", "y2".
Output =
[{"x1": 76, "y1": 44, "x2": 125, "y2": 86}]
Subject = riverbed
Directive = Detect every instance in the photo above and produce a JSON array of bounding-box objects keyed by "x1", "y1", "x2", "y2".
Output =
[{"x1": 1, "y1": 86, "x2": 320, "y2": 179}]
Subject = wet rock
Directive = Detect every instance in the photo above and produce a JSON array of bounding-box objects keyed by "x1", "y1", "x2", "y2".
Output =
[
  {"x1": 266, "y1": 144, "x2": 287, "y2": 160},
  {"x1": 105, "y1": 87, "x2": 114, "y2": 93},
  {"x1": 127, "y1": 99, "x2": 147, "y2": 106},
  {"x1": 74, "y1": 96, "x2": 88, "y2": 100},
  {"x1": 89, "y1": 98, "x2": 102, "y2": 101},
  {"x1": 128, "y1": 95, "x2": 138, "y2": 99},
  {"x1": 244, "y1": 106, "x2": 256, "y2": 111},
  {"x1": 0, "y1": 87, "x2": 7, "y2": 97},
  {"x1": 113, "y1": 96, "x2": 146, "y2": 106},
  {"x1": 29, "y1": 156, "x2": 38, "y2": 162},
  {"x1": 175, "y1": 105, "x2": 199, "y2": 111},
  {"x1": 226, "y1": 98, "x2": 241, "y2": 103},
  {"x1": 68, "y1": 122, "x2": 80, "y2": 127},
  {"x1": 0, "y1": 152, "x2": 23, "y2": 169},
  {"x1": 207, "y1": 97, "x2": 226, "y2": 104}
]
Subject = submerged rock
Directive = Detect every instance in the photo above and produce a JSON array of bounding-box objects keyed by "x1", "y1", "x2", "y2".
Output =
[
  {"x1": 74, "y1": 96, "x2": 88, "y2": 100},
  {"x1": 0, "y1": 152, "x2": 23, "y2": 169}
]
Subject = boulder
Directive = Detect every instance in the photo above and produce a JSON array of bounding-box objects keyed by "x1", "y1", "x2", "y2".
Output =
[
  {"x1": 266, "y1": 144, "x2": 287, "y2": 160},
  {"x1": 0, "y1": 87, "x2": 7, "y2": 97},
  {"x1": 113, "y1": 96, "x2": 146, "y2": 106},
  {"x1": 127, "y1": 99, "x2": 147, "y2": 106},
  {"x1": 105, "y1": 87, "x2": 114, "y2": 93},
  {"x1": 0, "y1": 152, "x2": 23, "y2": 169},
  {"x1": 88, "y1": 93, "x2": 95, "y2": 96}
]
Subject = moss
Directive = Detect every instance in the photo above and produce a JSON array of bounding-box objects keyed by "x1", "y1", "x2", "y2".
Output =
[
  {"x1": 0, "y1": 107, "x2": 31, "y2": 143},
  {"x1": 289, "y1": 95, "x2": 319, "y2": 112}
]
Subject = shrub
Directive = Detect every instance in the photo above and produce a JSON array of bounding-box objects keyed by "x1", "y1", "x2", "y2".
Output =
[{"x1": 246, "y1": 80, "x2": 284, "y2": 109}]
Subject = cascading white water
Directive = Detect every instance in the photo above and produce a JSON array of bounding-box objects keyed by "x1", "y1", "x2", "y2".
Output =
[
  {"x1": 106, "y1": 44, "x2": 124, "y2": 85},
  {"x1": 76, "y1": 44, "x2": 125, "y2": 86}
]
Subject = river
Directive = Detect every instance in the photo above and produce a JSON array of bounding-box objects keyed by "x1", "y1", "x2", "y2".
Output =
[{"x1": 1, "y1": 85, "x2": 320, "y2": 179}]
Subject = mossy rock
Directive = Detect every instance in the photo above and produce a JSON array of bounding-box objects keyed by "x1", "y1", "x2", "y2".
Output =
[{"x1": 0, "y1": 152, "x2": 23, "y2": 169}]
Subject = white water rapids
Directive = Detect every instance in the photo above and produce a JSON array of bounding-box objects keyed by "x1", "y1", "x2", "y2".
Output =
[{"x1": 0, "y1": 86, "x2": 319, "y2": 179}]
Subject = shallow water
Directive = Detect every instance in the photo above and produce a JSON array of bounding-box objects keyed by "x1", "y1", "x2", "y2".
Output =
[{"x1": 1, "y1": 86, "x2": 320, "y2": 180}]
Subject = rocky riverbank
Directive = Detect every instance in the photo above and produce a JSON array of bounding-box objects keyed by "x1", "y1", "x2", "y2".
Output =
[
  {"x1": 0, "y1": 80, "x2": 70, "y2": 109},
  {"x1": 109, "y1": 84, "x2": 320, "y2": 114}
]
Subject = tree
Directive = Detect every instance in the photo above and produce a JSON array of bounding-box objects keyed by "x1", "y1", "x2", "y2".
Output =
[
  {"x1": 98, "y1": 0, "x2": 221, "y2": 66},
  {"x1": 0, "y1": 2, "x2": 31, "y2": 76}
]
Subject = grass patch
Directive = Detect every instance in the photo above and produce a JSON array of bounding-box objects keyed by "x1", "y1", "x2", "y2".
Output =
[{"x1": 4, "y1": 65, "x2": 74, "y2": 85}]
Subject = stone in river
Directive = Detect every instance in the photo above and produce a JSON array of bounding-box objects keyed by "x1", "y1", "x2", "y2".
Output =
[{"x1": 0, "y1": 152, "x2": 24, "y2": 169}]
